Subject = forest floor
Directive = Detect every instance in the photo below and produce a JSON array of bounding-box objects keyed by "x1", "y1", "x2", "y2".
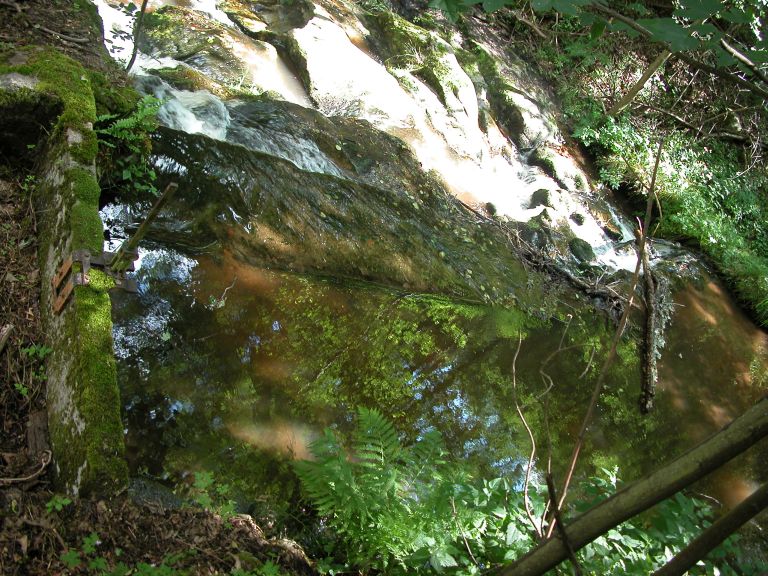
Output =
[{"x1": 0, "y1": 1, "x2": 315, "y2": 574}]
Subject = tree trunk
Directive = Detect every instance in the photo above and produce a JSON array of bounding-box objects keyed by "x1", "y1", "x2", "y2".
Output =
[
  {"x1": 653, "y1": 482, "x2": 768, "y2": 576},
  {"x1": 608, "y1": 50, "x2": 671, "y2": 117},
  {"x1": 498, "y1": 396, "x2": 768, "y2": 576},
  {"x1": 125, "y1": 0, "x2": 150, "y2": 73}
]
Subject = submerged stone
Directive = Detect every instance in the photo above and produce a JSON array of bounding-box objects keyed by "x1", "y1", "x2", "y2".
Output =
[{"x1": 569, "y1": 237, "x2": 596, "y2": 263}]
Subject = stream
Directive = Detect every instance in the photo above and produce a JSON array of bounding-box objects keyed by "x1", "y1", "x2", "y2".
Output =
[{"x1": 95, "y1": 0, "x2": 767, "y2": 521}]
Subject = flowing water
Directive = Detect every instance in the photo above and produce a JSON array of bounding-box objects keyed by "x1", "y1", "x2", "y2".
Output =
[{"x1": 95, "y1": 0, "x2": 767, "y2": 521}]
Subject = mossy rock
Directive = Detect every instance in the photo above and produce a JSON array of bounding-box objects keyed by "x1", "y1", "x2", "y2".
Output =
[
  {"x1": 0, "y1": 48, "x2": 98, "y2": 162},
  {"x1": 569, "y1": 237, "x2": 595, "y2": 263},
  {"x1": 0, "y1": 81, "x2": 62, "y2": 166},
  {"x1": 365, "y1": 10, "x2": 457, "y2": 105},
  {"x1": 529, "y1": 188, "x2": 552, "y2": 209}
]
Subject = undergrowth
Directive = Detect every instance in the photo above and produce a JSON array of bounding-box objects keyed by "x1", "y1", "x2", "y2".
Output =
[
  {"x1": 525, "y1": 13, "x2": 768, "y2": 324},
  {"x1": 294, "y1": 408, "x2": 752, "y2": 575},
  {"x1": 96, "y1": 94, "x2": 162, "y2": 197}
]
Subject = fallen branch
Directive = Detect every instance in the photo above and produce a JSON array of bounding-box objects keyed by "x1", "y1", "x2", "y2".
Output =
[
  {"x1": 639, "y1": 230, "x2": 656, "y2": 414},
  {"x1": 38, "y1": 26, "x2": 90, "y2": 44},
  {"x1": 653, "y1": 482, "x2": 768, "y2": 576},
  {"x1": 0, "y1": 450, "x2": 51, "y2": 485},
  {"x1": 499, "y1": 395, "x2": 768, "y2": 575}
]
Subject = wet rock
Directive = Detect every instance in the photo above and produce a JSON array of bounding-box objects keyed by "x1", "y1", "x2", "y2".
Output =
[
  {"x1": 529, "y1": 188, "x2": 552, "y2": 209},
  {"x1": 570, "y1": 212, "x2": 585, "y2": 225},
  {"x1": 601, "y1": 221, "x2": 624, "y2": 242},
  {"x1": 569, "y1": 237, "x2": 596, "y2": 263},
  {"x1": 222, "y1": 0, "x2": 315, "y2": 34}
]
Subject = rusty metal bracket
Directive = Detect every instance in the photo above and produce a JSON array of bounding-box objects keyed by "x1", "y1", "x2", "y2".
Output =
[
  {"x1": 72, "y1": 249, "x2": 139, "y2": 293},
  {"x1": 51, "y1": 253, "x2": 89, "y2": 315},
  {"x1": 51, "y1": 249, "x2": 139, "y2": 315}
]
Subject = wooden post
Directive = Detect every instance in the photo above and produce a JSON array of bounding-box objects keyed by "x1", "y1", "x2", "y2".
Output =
[
  {"x1": 110, "y1": 182, "x2": 178, "y2": 273},
  {"x1": 499, "y1": 396, "x2": 768, "y2": 576}
]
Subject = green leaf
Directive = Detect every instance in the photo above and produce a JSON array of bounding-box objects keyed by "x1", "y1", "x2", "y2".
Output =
[
  {"x1": 530, "y1": 0, "x2": 555, "y2": 12},
  {"x1": 428, "y1": 0, "x2": 465, "y2": 20},
  {"x1": 82, "y1": 532, "x2": 100, "y2": 555},
  {"x1": 482, "y1": 0, "x2": 507, "y2": 12},
  {"x1": 637, "y1": 18, "x2": 700, "y2": 51},
  {"x1": 626, "y1": 3, "x2": 650, "y2": 16},
  {"x1": 674, "y1": 0, "x2": 722, "y2": 20},
  {"x1": 505, "y1": 522, "x2": 523, "y2": 545},
  {"x1": 61, "y1": 549, "x2": 81, "y2": 569},
  {"x1": 430, "y1": 548, "x2": 458, "y2": 571},
  {"x1": 608, "y1": 20, "x2": 642, "y2": 37},
  {"x1": 590, "y1": 19, "x2": 607, "y2": 40}
]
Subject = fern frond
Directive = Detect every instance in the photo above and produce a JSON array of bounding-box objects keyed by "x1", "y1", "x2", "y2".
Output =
[{"x1": 353, "y1": 407, "x2": 402, "y2": 468}]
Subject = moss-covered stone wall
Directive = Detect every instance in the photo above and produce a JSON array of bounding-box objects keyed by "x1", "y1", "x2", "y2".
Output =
[{"x1": 0, "y1": 47, "x2": 127, "y2": 496}]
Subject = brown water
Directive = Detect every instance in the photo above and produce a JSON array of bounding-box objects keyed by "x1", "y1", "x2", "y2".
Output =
[
  {"x1": 656, "y1": 273, "x2": 768, "y2": 508},
  {"x1": 110, "y1": 238, "x2": 768, "y2": 516}
]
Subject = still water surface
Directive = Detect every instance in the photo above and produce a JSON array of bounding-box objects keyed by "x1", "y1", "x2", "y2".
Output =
[{"x1": 110, "y1": 235, "x2": 767, "y2": 511}]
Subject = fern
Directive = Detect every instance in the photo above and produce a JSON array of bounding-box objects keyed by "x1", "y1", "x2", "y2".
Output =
[
  {"x1": 96, "y1": 95, "x2": 162, "y2": 195},
  {"x1": 96, "y1": 95, "x2": 161, "y2": 154}
]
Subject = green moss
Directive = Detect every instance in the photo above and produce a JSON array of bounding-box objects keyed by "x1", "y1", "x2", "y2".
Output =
[
  {"x1": 88, "y1": 70, "x2": 139, "y2": 118},
  {"x1": 70, "y1": 200, "x2": 104, "y2": 254},
  {"x1": 65, "y1": 167, "x2": 100, "y2": 204},
  {"x1": 368, "y1": 10, "x2": 455, "y2": 103},
  {"x1": 74, "y1": 268, "x2": 128, "y2": 492},
  {"x1": 70, "y1": 128, "x2": 99, "y2": 164},
  {"x1": 0, "y1": 47, "x2": 98, "y2": 161}
]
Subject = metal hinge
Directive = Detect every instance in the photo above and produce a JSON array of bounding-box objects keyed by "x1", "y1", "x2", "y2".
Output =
[{"x1": 51, "y1": 249, "x2": 139, "y2": 315}]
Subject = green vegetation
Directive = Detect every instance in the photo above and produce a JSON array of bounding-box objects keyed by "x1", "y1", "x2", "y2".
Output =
[
  {"x1": 55, "y1": 521, "x2": 290, "y2": 575},
  {"x1": 45, "y1": 494, "x2": 73, "y2": 514},
  {"x1": 429, "y1": 0, "x2": 768, "y2": 323},
  {"x1": 186, "y1": 470, "x2": 238, "y2": 520},
  {"x1": 96, "y1": 94, "x2": 162, "y2": 196},
  {"x1": 295, "y1": 408, "x2": 751, "y2": 575}
]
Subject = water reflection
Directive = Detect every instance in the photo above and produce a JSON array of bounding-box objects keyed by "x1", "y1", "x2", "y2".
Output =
[
  {"x1": 110, "y1": 240, "x2": 768, "y2": 513},
  {"x1": 656, "y1": 271, "x2": 768, "y2": 507}
]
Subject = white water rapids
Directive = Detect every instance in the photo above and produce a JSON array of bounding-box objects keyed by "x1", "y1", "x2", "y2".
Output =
[{"x1": 95, "y1": 0, "x2": 638, "y2": 271}]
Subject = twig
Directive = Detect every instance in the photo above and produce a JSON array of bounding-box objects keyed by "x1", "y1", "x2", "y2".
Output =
[
  {"x1": 0, "y1": 324, "x2": 13, "y2": 355},
  {"x1": 719, "y1": 38, "x2": 768, "y2": 86},
  {"x1": 546, "y1": 473, "x2": 583, "y2": 576},
  {"x1": 219, "y1": 275, "x2": 238, "y2": 302},
  {"x1": 451, "y1": 497, "x2": 479, "y2": 566},
  {"x1": 635, "y1": 103, "x2": 701, "y2": 134},
  {"x1": 38, "y1": 26, "x2": 90, "y2": 44},
  {"x1": 20, "y1": 518, "x2": 66, "y2": 549},
  {"x1": 546, "y1": 139, "x2": 665, "y2": 539},
  {"x1": 0, "y1": 0, "x2": 25, "y2": 12},
  {"x1": 578, "y1": 347, "x2": 596, "y2": 379},
  {"x1": 0, "y1": 450, "x2": 51, "y2": 485},
  {"x1": 512, "y1": 333, "x2": 542, "y2": 539},
  {"x1": 510, "y1": 10, "x2": 548, "y2": 39}
]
